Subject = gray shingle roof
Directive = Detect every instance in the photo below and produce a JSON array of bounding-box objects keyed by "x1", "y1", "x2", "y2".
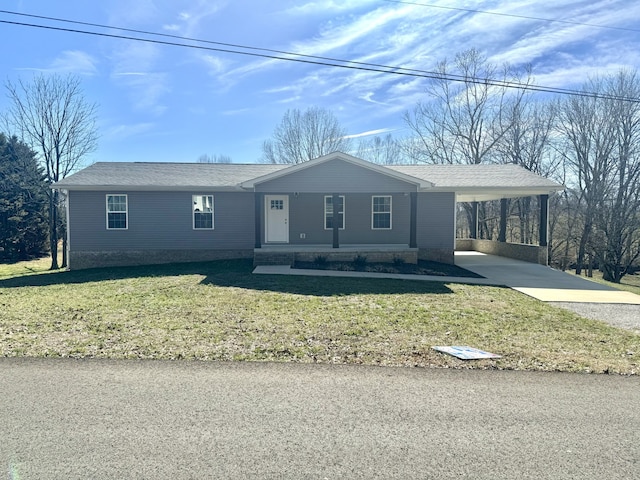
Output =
[
  {"x1": 54, "y1": 162, "x2": 287, "y2": 189},
  {"x1": 388, "y1": 164, "x2": 561, "y2": 189},
  {"x1": 54, "y1": 160, "x2": 563, "y2": 200}
]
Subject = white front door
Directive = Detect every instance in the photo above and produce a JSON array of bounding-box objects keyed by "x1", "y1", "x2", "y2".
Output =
[{"x1": 265, "y1": 195, "x2": 289, "y2": 243}]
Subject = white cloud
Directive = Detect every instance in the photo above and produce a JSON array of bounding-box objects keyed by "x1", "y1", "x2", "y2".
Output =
[
  {"x1": 109, "y1": 43, "x2": 170, "y2": 116},
  {"x1": 200, "y1": 54, "x2": 228, "y2": 76},
  {"x1": 344, "y1": 128, "x2": 394, "y2": 139},
  {"x1": 283, "y1": 0, "x2": 378, "y2": 15},
  {"x1": 163, "y1": 24, "x2": 181, "y2": 32},
  {"x1": 175, "y1": 1, "x2": 227, "y2": 36},
  {"x1": 49, "y1": 51, "x2": 98, "y2": 76},
  {"x1": 108, "y1": 0, "x2": 160, "y2": 25},
  {"x1": 104, "y1": 122, "x2": 155, "y2": 140},
  {"x1": 222, "y1": 108, "x2": 251, "y2": 116}
]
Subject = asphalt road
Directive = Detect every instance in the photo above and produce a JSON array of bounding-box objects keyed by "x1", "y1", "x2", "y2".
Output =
[{"x1": 1, "y1": 359, "x2": 639, "y2": 479}]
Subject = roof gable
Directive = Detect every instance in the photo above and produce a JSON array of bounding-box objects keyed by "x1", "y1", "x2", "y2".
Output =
[{"x1": 240, "y1": 152, "x2": 432, "y2": 189}]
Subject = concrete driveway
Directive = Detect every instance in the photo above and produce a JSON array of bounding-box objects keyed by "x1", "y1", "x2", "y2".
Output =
[{"x1": 454, "y1": 252, "x2": 640, "y2": 304}]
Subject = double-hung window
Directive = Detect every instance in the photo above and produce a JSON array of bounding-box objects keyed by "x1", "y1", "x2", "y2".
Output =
[
  {"x1": 372, "y1": 196, "x2": 392, "y2": 229},
  {"x1": 324, "y1": 195, "x2": 345, "y2": 230},
  {"x1": 193, "y1": 195, "x2": 214, "y2": 229},
  {"x1": 106, "y1": 194, "x2": 127, "y2": 229}
]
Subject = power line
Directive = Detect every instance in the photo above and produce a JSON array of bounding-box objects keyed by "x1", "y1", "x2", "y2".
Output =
[
  {"x1": 382, "y1": 0, "x2": 640, "y2": 33},
  {"x1": 1, "y1": 13, "x2": 638, "y2": 103}
]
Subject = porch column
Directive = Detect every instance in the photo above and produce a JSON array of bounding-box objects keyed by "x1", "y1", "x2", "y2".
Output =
[
  {"x1": 409, "y1": 192, "x2": 417, "y2": 248},
  {"x1": 498, "y1": 198, "x2": 508, "y2": 242},
  {"x1": 470, "y1": 201, "x2": 479, "y2": 239},
  {"x1": 539, "y1": 194, "x2": 549, "y2": 247},
  {"x1": 254, "y1": 193, "x2": 262, "y2": 249},
  {"x1": 332, "y1": 193, "x2": 340, "y2": 248}
]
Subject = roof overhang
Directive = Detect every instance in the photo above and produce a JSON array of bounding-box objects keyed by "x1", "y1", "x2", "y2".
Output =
[{"x1": 52, "y1": 185, "x2": 248, "y2": 192}]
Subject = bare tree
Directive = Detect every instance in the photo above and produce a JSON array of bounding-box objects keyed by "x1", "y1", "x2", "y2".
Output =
[
  {"x1": 556, "y1": 70, "x2": 640, "y2": 282},
  {"x1": 356, "y1": 134, "x2": 406, "y2": 164},
  {"x1": 262, "y1": 106, "x2": 351, "y2": 164},
  {"x1": 595, "y1": 71, "x2": 640, "y2": 282},
  {"x1": 404, "y1": 49, "x2": 530, "y2": 166},
  {"x1": 556, "y1": 78, "x2": 617, "y2": 276},
  {"x1": 198, "y1": 153, "x2": 232, "y2": 163},
  {"x1": 4, "y1": 74, "x2": 98, "y2": 269}
]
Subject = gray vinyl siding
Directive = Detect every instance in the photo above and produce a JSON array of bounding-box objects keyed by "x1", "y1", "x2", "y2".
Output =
[
  {"x1": 416, "y1": 192, "x2": 455, "y2": 250},
  {"x1": 286, "y1": 193, "x2": 410, "y2": 245},
  {"x1": 68, "y1": 190, "x2": 254, "y2": 251},
  {"x1": 256, "y1": 159, "x2": 417, "y2": 193}
]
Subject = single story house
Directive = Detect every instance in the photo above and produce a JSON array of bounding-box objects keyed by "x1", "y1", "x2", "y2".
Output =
[{"x1": 53, "y1": 152, "x2": 564, "y2": 270}]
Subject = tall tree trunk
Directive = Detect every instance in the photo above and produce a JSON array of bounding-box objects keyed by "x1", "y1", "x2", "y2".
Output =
[
  {"x1": 61, "y1": 223, "x2": 68, "y2": 268},
  {"x1": 575, "y1": 219, "x2": 592, "y2": 276}
]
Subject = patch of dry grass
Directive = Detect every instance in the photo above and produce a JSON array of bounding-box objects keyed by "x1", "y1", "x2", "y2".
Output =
[{"x1": 1, "y1": 259, "x2": 638, "y2": 374}]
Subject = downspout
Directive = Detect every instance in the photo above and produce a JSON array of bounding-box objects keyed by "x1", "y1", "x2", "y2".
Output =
[{"x1": 63, "y1": 189, "x2": 70, "y2": 269}]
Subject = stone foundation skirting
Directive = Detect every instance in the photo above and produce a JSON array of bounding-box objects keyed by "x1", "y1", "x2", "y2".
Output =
[
  {"x1": 456, "y1": 239, "x2": 548, "y2": 265},
  {"x1": 69, "y1": 249, "x2": 253, "y2": 270},
  {"x1": 418, "y1": 248, "x2": 455, "y2": 265}
]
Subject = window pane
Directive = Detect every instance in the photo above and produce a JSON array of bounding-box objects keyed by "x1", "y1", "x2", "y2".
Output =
[
  {"x1": 193, "y1": 195, "x2": 214, "y2": 229},
  {"x1": 373, "y1": 196, "x2": 390, "y2": 213},
  {"x1": 372, "y1": 196, "x2": 391, "y2": 229},
  {"x1": 194, "y1": 212, "x2": 213, "y2": 229},
  {"x1": 108, "y1": 212, "x2": 127, "y2": 229},
  {"x1": 193, "y1": 195, "x2": 213, "y2": 213},
  {"x1": 107, "y1": 195, "x2": 127, "y2": 213},
  {"x1": 107, "y1": 195, "x2": 127, "y2": 229},
  {"x1": 373, "y1": 213, "x2": 390, "y2": 229}
]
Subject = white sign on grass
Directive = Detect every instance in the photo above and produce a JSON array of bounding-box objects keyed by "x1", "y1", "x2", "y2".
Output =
[{"x1": 432, "y1": 346, "x2": 501, "y2": 360}]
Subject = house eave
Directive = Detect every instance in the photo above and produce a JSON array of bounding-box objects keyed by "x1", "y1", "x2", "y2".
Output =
[{"x1": 51, "y1": 184, "x2": 250, "y2": 192}]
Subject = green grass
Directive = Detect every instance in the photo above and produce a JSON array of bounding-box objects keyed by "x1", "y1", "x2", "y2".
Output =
[
  {"x1": 0, "y1": 256, "x2": 59, "y2": 279},
  {"x1": 1, "y1": 258, "x2": 638, "y2": 374},
  {"x1": 572, "y1": 270, "x2": 640, "y2": 296}
]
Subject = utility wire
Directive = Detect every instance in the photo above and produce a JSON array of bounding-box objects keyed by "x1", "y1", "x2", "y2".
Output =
[
  {"x1": 0, "y1": 8, "x2": 619, "y2": 99},
  {"x1": 1, "y1": 14, "x2": 638, "y2": 103},
  {"x1": 382, "y1": 0, "x2": 640, "y2": 33}
]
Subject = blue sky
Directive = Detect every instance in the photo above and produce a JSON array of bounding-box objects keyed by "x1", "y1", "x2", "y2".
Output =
[{"x1": 1, "y1": 0, "x2": 639, "y2": 164}]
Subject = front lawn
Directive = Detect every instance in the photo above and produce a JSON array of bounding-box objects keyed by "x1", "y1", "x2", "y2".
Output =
[{"x1": 0, "y1": 259, "x2": 638, "y2": 374}]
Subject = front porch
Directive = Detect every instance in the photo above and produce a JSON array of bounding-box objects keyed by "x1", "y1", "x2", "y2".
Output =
[{"x1": 253, "y1": 244, "x2": 418, "y2": 266}]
